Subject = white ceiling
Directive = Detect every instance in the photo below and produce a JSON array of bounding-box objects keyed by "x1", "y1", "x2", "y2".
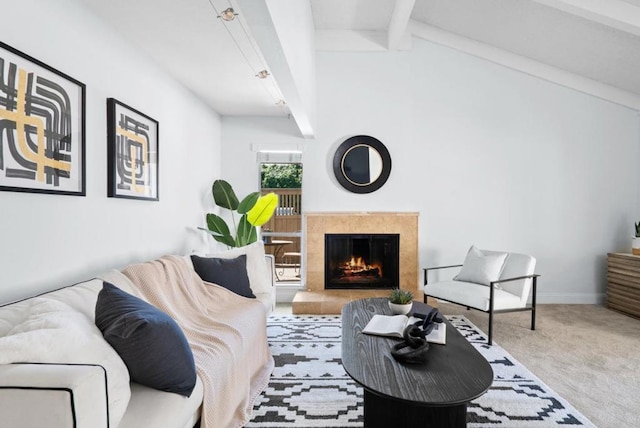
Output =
[
  {"x1": 81, "y1": 0, "x2": 288, "y2": 117},
  {"x1": 82, "y1": 0, "x2": 640, "y2": 136},
  {"x1": 313, "y1": 0, "x2": 395, "y2": 30},
  {"x1": 411, "y1": 0, "x2": 640, "y2": 95}
]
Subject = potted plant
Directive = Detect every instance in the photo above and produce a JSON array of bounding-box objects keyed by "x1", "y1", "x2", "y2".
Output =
[
  {"x1": 198, "y1": 180, "x2": 278, "y2": 248},
  {"x1": 388, "y1": 289, "x2": 414, "y2": 315},
  {"x1": 633, "y1": 222, "x2": 640, "y2": 255}
]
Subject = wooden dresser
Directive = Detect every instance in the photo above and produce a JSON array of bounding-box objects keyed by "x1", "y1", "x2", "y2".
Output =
[{"x1": 607, "y1": 253, "x2": 640, "y2": 319}]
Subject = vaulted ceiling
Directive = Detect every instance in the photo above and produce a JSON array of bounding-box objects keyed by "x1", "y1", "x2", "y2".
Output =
[{"x1": 82, "y1": 0, "x2": 640, "y2": 138}]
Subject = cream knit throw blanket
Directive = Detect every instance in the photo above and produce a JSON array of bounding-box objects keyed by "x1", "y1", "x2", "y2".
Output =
[{"x1": 122, "y1": 255, "x2": 274, "y2": 428}]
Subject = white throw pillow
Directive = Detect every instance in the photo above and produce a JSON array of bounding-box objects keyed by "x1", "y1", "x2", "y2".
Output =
[
  {"x1": 208, "y1": 241, "x2": 272, "y2": 294},
  {"x1": 454, "y1": 245, "x2": 508, "y2": 286},
  {"x1": 0, "y1": 298, "x2": 131, "y2": 427}
]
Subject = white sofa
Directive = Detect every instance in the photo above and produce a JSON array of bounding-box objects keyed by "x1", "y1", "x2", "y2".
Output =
[{"x1": 0, "y1": 254, "x2": 276, "y2": 428}]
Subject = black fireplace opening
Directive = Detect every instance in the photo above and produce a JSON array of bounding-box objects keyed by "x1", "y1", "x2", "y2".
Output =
[{"x1": 324, "y1": 233, "x2": 400, "y2": 289}]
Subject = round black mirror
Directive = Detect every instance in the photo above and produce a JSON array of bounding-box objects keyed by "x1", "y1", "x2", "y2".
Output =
[{"x1": 333, "y1": 135, "x2": 391, "y2": 194}]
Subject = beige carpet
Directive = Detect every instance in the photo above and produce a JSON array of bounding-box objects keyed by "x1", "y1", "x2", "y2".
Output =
[
  {"x1": 436, "y1": 302, "x2": 640, "y2": 428},
  {"x1": 275, "y1": 302, "x2": 640, "y2": 428}
]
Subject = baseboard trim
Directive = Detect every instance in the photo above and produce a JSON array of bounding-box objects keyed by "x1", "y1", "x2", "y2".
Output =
[
  {"x1": 278, "y1": 288, "x2": 604, "y2": 305},
  {"x1": 536, "y1": 292, "x2": 605, "y2": 305}
]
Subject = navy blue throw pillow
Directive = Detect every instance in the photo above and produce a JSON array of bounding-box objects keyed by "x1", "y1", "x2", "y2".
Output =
[
  {"x1": 190, "y1": 254, "x2": 255, "y2": 298},
  {"x1": 95, "y1": 282, "x2": 197, "y2": 397}
]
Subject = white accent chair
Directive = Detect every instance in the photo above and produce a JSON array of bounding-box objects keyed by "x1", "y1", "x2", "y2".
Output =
[{"x1": 423, "y1": 247, "x2": 539, "y2": 345}]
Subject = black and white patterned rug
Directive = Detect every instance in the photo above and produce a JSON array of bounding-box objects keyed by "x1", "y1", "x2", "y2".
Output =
[{"x1": 246, "y1": 315, "x2": 596, "y2": 427}]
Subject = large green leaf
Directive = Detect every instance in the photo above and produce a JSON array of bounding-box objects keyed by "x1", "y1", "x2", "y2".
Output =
[
  {"x1": 235, "y1": 215, "x2": 255, "y2": 247},
  {"x1": 197, "y1": 226, "x2": 237, "y2": 248},
  {"x1": 247, "y1": 193, "x2": 278, "y2": 227},
  {"x1": 200, "y1": 180, "x2": 271, "y2": 248},
  {"x1": 206, "y1": 213, "x2": 231, "y2": 236},
  {"x1": 212, "y1": 180, "x2": 239, "y2": 210},
  {"x1": 247, "y1": 226, "x2": 257, "y2": 245},
  {"x1": 205, "y1": 213, "x2": 231, "y2": 236},
  {"x1": 237, "y1": 192, "x2": 260, "y2": 214},
  {"x1": 212, "y1": 234, "x2": 237, "y2": 248}
]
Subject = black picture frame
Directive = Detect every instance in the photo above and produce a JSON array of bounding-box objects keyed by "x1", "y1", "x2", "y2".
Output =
[
  {"x1": 107, "y1": 98, "x2": 159, "y2": 201},
  {"x1": 333, "y1": 135, "x2": 392, "y2": 194},
  {"x1": 0, "y1": 41, "x2": 86, "y2": 196}
]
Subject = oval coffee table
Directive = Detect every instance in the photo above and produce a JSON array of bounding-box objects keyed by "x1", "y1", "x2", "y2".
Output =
[{"x1": 341, "y1": 298, "x2": 493, "y2": 427}]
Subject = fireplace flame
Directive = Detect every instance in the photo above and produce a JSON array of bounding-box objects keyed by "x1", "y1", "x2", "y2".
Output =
[
  {"x1": 339, "y1": 256, "x2": 382, "y2": 277},
  {"x1": 348, "y1": 257, "x2": 365, "y2": 268}
]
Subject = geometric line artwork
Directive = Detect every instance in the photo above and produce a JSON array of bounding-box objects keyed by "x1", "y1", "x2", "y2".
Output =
[
  {"x1": 107, "y1": 98, "x2": 158, "y2": 201},
  {"x1": 0, "y1": 42, "x2": 85, "y2": 195},
  {"x1": 246, "y1": 315, "x2": 596, "y2": 428},
  {"x1": 116, "y1": 114, "x2": 149, "y2": 193}
]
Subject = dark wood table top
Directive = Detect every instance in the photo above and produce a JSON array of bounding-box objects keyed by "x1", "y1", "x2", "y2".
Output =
[{"x1": 341, "y1": 298, "x2": 493, "y2": 407}]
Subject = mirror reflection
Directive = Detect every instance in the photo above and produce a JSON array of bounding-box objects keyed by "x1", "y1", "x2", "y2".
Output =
[
  {"x1": 342, "y1": 144, "x2": 383, "y2": 186},
  {"x1": 333, "y1": 135, "x2": 392, "y2": 194}
]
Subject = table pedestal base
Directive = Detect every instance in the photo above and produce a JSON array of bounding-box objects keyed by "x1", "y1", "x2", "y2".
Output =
[{"x1": 363, "y1": 389, "x2": 467, "y2": 428}]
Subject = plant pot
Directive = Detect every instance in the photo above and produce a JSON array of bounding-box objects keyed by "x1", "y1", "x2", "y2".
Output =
[
  {"x1": 389, "y1": 301, "x2": 413, "y2": 315},
  {"x1": 633, "y1": 237, "x2": 640, "y2": 255}
]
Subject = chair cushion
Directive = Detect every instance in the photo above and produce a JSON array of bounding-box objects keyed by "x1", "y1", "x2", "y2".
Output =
[
  {"x1": 454, "y1": 245, "x2": 508, "y2": 286},
  {"x1": 425, "y1": 280, "x2": 524, "y2": 312},
  {"x1": 486, "y1": 251, "x2": 536, "y2": 305}
]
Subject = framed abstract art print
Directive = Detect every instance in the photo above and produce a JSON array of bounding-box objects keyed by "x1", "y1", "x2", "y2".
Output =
[
  {"x1": 107, "y1": 98, "x2": 159, "y2": 201},
  {"x1": 0, "y1": 41, "x2": 86, "y2": 196}
]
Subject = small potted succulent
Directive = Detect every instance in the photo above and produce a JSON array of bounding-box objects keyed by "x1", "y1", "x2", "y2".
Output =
[
  {"x1": 388, "y1": 289, "x2": 414, "y2": 315},
  {"x1": 633, "y1": 222, "x2": 640, "y2": 255}
]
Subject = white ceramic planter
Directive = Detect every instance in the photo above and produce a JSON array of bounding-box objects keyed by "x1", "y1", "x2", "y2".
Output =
[
  {"x1": 389, "y1": 301, "x2": 413, "y2": 315},
  {"x1": 633, "y1": 237, "x2": 640, "y2": 255}
]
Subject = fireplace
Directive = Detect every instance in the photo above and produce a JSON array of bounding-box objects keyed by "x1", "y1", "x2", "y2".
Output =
[{"x1": 324, "y1": 233, "x2": 400, "y2": 289}]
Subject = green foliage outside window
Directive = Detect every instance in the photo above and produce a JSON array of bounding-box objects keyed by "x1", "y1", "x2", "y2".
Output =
[{"x1": 261, "y1": 164, "x2": 302, "y2": 189}]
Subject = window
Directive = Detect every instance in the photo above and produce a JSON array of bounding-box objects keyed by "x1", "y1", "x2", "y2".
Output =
[{"x1": 260, "y1": 162, "x2": 302, "y2": 284}]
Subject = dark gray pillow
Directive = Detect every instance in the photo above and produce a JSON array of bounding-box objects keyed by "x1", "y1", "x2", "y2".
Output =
[
  {"x1": 190, "y1": 254, "x2": 255, "y2": 298},
  {"x1": 95, "y1": 282, "x2": 197, "y2": 397}
]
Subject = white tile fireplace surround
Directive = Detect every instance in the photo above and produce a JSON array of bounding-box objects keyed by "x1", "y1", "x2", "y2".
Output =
[{"x1": 293, "y1": 212, "x2": 419, "y2": 314}]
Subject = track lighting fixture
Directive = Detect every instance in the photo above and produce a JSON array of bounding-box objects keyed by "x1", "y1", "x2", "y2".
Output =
[
  {"x1": 256, "y1": 70, "x2": 270, "y2": 79},
  {"x1": 218, "y1": 7, "x2": 238, "y2": 21}
]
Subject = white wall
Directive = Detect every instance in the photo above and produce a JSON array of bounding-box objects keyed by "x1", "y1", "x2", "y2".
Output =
[
  {"x1": 221, "y1": 37, "x2": 640, "y2": 304},
  {"x1": 0, "y1": 0, "x2": 221, "y2": 303},
  {"x1": 221, "y1": 117, "x2": 303, "y2": 196}
]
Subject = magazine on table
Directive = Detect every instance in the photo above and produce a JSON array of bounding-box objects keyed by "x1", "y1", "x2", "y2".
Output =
[{"x1": 362, "y1": 314, "x2": 446, "y2": 344}]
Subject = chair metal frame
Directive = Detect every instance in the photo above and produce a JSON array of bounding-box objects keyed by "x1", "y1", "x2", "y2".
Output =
[{"x1": 423, "y1": 265, "x2": 539, "y2": 345}]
